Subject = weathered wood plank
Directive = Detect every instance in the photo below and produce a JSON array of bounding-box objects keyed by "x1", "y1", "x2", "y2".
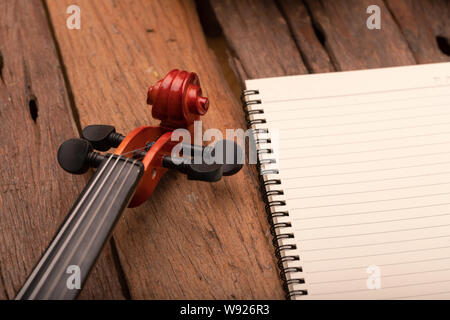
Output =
[
  {"x1": 210, "y1": 0, "x2": 309, "y2": 80},
  {"x1": 0, "y1": 0, "x2": 125, "y2": 299},
  {"x1": 46, "y1": 0, "x2": 284, "y2": 299},
  {"x1": 0, "y1": 268, "x2": 7, "y2": 299},
  {"x1": 386, "y1": 0, "x2": 450, "y2": 63},
  {"x1": 304, "y1": 0, "x2": 416, "y2": 70},
  {"x1": 278, "y1": 0, "x2": 335, "y2": 73}
]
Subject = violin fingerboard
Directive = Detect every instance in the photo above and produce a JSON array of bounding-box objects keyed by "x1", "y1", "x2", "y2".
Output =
[{"x1": 16, "y1": 155, "x2": 144, "y2": 300}]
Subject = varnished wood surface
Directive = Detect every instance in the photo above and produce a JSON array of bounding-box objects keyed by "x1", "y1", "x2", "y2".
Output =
[{"x1": 1, "y1": 0, "x2": 449, "y2": 299}]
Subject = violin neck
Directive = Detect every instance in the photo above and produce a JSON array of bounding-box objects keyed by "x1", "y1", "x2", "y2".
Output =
[{"x1": 15, "y1": 155, "x2": 144, "y2": 300}]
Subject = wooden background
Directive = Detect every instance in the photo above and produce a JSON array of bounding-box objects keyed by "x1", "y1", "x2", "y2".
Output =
[{"x1": 0, "y1": 0, "x2": 448, "y2": 299}]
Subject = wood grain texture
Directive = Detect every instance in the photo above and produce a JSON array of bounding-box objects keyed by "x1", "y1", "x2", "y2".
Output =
[
  {"x1": 210, "y1": 0, "x2": 309, "y2": 80},
  {"x1": 45, "y1": 0, "x2": 284, "y2": 299},
  {"x1": 278, "y1": 0, "x2": 335, "y2": 73},
  {"x1": 304, "y1": 0, "x2": 416, "y2": 70},
  {"x1": 0, "y1": 0, "x2": 125, "y2": 300},
  {"x1": 386, "y1": 0, "x2": 450, "y2": 63}
]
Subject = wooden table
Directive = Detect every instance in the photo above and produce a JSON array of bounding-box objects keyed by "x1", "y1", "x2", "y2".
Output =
[{"x1": 0, "y1": 0, "x2": 448, "y2": 299}]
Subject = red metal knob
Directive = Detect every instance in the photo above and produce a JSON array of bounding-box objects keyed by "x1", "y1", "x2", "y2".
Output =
[{"x1": 147, "y1": 70, "x2": 209, "y2": 129}]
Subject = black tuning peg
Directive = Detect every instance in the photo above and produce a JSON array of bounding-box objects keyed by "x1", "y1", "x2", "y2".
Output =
[
  {"x1": 162, "y1": 156, "x2": 223, "y2": 182},
  {"x1": 161, "y1": 140, "x2": 244, "y2": 182},
  {"x1": 206, "y1": 140, "x2": 244, "y2": 176},
  {"x1": 57, "y1": 139, "x2": 105, "y2": 174},
  {"x1": 82, "y1": 125, "x2": 124, "y2": 151},
  {"x1": 178, "y1": 140, "x2": 244, "y2": 177}
]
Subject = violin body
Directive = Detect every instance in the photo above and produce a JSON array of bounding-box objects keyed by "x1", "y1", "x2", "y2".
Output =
[{"x1": 15, "y1": 70, "x2": 242, "y2": 300}]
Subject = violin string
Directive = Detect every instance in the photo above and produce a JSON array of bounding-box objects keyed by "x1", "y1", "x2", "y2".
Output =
[
  {"x1": 115, "y1": 139, "x2": 208, "y2": 162},
  {"x1": 62, "y1": 159, "x2": 138, "y2": 299},
  {"x1": 109, "y1": 144, "x2": 149, "y2": 158},
  {"x1": 28, "y1": 153, "x2": 121, "y2": 299},
  {"x1": 44, "y1": 157, "x2": 134, "y2": 299},
  {"x1": 101, "y1": 140, "x2": 159, "y2": 161},
  {"x1": 15, "y1": 154, "x2": 116, "y2": 299}
]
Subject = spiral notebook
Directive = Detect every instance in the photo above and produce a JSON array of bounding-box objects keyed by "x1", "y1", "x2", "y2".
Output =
[{"x1": 242, "y1": 62, "x2": 450, "y2": 300}]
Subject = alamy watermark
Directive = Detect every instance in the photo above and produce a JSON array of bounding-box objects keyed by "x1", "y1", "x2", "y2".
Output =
[
  {"x1": 66, "y1": 5, "x2": 81, "y2": 30},
  {"x1": 170, "y1": 121, "x2": 262, "y2": 166},
  {"x1": 366, "y1": 265, "x2": 381, "y2": 290},
  {"x1": 66, "y1": 265, "x2": 81, "y2": 290},
  {"x1": 366, "y1": 5, "x2": 381, "y2": 30}
]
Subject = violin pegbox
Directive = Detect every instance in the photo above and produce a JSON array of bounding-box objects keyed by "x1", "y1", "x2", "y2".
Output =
[{"x1": 58, "y1": 69, "x2": 242, "y2": 209}]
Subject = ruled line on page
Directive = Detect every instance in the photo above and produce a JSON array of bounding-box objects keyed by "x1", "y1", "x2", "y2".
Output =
[
  {"x1": 278, "y1": 130, "x2": 450, "y2": 151},
  {"x1": 261, "y1": 93, "x2": 450, "y2": 113},
  {"x1": 302, "y1": 245, "x2": 450, "y2": 263},
  {"x1": 278, "y1": 111, "x2": 450, "y2": 132},
  {"x1": 296, "y1": 223, "x2": 450, "y2": 242},
  {"x1": 311, "y1": 279, "x2": 450, "y2": 297},
  {"x1": 394, "y1": 290, "x2": 450, "y2": 300},
  {"x1": 266, "y1": 103, "x2": 450, "y2": 123},
  {"x1": 261, "y1": 83, "x2": 450, "y2": 104},
  {"x1": 292, "y1": 203, "x2": 450, "y2": 221},
  {"x1": 301, "y1": 235, "x2": 450, "y2": 253},
  {"x1": 289, "y1": 192, "x2": 450, "y2": 211},
  {"x1": 309, "y1": 268, "x2": 450, "y2": 285},
  {"x1": 281, "y1": 151, "x2": 450, "y2": 170},
  {"x1": 307, "y1": 256, "x2": 450, "y2": 274},
  {"x1": 279, "y1": 141, "x2": 450, "y2": 162},
  {"x1": 280, "y1": 121, "x2": 450, "y2": 140},
  {"x1": 295, "y1": 213, "x2": 450, "y2": 232},
  {"x1": 284, "y1": 171, "x2": 450, "y2": 191},
  {"x1": 287, "y1": 182, "x2": 450, "y2": 201},
  {"x1": 283, "y1": 161, "x2": 450, "y2": 181}
]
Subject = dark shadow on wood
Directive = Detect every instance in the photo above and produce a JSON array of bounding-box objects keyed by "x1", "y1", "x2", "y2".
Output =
[
  {"x1": 436, "y1": 36, "x2": 450, "y2": 56},
  {"x1": 0, "y1": 50, "x2": 3, "y2": 82},
  {"x1": 195, "y1": 0, "x2": 222, "y2": 37},
  {"x1": 110, "y1": 237, "x2": 132, "y2": 300},
  {"x1": 276, "y1": 0, "x2": 333, "y2": 73},
  {"x1": 41, "y1": 0, "x2": 82, "y2": 134},
  {"x1": 28, "y1": 95, "x2": 38, "y2": 123},
  {"x1": 195, "y1": 0, "x2": 244, "y2": 98},
  {"x1": 294, "y1": 0, "x2": 337, "y2": 72},
  {"x1": 0, "y1": 267, "x2": 9, "y2": 300}
]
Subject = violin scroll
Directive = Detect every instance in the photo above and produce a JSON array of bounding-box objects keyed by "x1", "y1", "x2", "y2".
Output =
[{"x1": 147, "y1": 69, "x2": 209, "y2": 130}]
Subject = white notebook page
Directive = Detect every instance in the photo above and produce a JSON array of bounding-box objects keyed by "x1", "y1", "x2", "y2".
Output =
[{"x1": 245, "y1": 62, "x2": 450, "y2": 299}]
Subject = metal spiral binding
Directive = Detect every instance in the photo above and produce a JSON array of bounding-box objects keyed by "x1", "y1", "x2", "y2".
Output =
[{"x1": 241, "y1": 89, "x2": 307, "y2": 299}]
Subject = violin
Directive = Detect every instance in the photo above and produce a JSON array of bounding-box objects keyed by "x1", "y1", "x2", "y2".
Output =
[{"x1": 15, "y1": 70, "x2": 243, "y2": 300}]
